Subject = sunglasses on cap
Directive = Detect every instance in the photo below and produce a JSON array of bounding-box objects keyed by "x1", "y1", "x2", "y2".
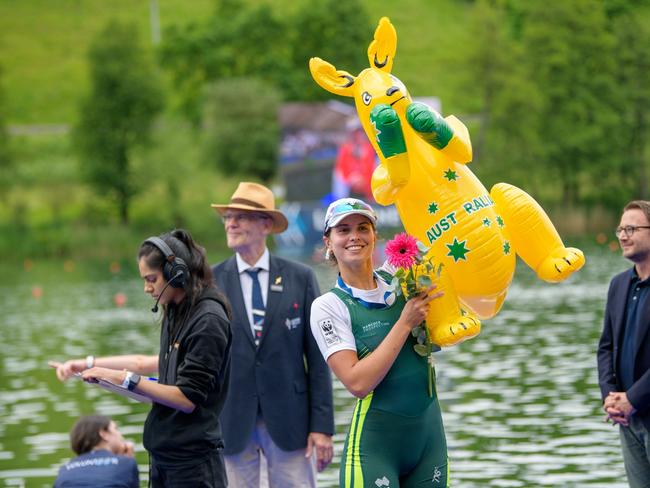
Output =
[{"x1": 324, "y1": 198, "x2": 377, "y2": 233}]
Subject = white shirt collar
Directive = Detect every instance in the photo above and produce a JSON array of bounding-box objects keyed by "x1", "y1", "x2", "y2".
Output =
[{"x1": 236, "y1": 248, "x2": 270, "y2": 274}]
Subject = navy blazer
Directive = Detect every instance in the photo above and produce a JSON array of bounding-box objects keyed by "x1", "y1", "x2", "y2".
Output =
[
  {"x1": 213, "y1": 254, "x2": 334, "y2": 455},
  {"x1": 598, "y1": 267, "x2": 650, "y2": 428}
]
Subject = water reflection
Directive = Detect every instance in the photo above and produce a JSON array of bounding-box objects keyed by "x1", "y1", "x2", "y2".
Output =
[{"x1": 0, "y1": 248, "x2": 631, "y2": 487}]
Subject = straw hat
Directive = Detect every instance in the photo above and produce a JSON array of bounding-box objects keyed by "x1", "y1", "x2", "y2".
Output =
[{"x1": 211, "y1": 182, "x2": 288, "y2": 234}]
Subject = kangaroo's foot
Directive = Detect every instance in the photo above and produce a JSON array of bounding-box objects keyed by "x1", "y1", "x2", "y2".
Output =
[
  {"x1": 490, "y1": 183, "x2": 586, "y2": 283},
  {"x1": 536, "y1": 247, "x2": 585, "y2": 283},
  {"x1": 428, "y1": 313, "x2": 481, "y2": 348}
]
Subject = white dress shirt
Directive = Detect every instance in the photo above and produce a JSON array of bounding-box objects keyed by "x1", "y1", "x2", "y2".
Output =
[{"x1": 236, "y1": 248, "x2": 270, "y2": 337}]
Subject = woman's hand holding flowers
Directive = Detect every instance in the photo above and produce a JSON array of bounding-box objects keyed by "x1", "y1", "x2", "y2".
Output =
[{"x1": 385, "y1": 232, "x2": 444, "y2": 396}]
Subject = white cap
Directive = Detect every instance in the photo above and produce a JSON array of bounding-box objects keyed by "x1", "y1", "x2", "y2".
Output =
[{"x1": 323, "y1": 198, "x2": 377, "y2": 234}]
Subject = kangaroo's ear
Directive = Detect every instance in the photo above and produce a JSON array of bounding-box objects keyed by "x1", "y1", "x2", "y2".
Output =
[
  {"x1": 367, "y1": 17, "x2": 396, "y2": 74},
  {"x1": 309, "y1": 58, "x2": 356, "y2": 97}
]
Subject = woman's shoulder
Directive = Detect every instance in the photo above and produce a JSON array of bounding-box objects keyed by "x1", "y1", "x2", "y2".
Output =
[
  {"x1": 187, "y1": 289, "x2": 230, "y2": 328},
  {"x1": 312, "y1": 289, "x2": 342, "y2": 308},
  {"x1": 311, "y1": 290, "x2": 352, "y2": 332}
]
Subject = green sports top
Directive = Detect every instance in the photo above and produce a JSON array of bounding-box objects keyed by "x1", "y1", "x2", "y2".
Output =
[{"x1": 330, "y1": 287, "x2": 435, "y2": 416}]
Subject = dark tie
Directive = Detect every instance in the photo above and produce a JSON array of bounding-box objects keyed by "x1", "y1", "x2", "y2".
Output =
[{"x1": 246, "y1": 268, "x2": 265, "y2": 346}]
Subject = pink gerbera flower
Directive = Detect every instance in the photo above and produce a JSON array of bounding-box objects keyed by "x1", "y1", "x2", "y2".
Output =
[{"x1": 385, "y1": 232, "x2": 419, "y2": 269}]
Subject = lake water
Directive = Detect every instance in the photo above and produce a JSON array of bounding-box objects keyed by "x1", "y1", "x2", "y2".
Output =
[{"x1": 0, "y1": 245, "x2": 632, "y2": 487}]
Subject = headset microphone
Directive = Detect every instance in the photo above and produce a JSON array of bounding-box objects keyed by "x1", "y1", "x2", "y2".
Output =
[{"x1": 151, "y1": 271, "x2": 184, "y2": 313}]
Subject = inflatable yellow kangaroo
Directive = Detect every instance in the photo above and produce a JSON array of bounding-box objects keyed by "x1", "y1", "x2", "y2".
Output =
[{"x1": 310, "y1": 17, "x2": 585, "y2": 347}]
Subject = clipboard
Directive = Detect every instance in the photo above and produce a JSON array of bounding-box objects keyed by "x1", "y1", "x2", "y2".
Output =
[{"x1": 74, "y1": 373, "x2": 152, "y2": 403}]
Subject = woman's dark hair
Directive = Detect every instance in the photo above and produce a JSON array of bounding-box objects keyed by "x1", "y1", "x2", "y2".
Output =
[
  {"x1": 70, "y1": 415, "x2": 111, "y2": 455},
  {"x1": 138, "y1": 228, "x2": 231, "y2": 318}
]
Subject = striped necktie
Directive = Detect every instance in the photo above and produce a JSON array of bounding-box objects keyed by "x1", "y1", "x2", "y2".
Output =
[{"x1": 246, "y1": 268, "x2": 265, "y2": 346}]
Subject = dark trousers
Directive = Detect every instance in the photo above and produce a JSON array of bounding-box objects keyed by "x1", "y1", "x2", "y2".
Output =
[
  {"x1": 620, "y1": 416, "x2": 650, "y2": 488},
  {"x1": 150, "y1": 452, "x2": 227, "y2": 488}
]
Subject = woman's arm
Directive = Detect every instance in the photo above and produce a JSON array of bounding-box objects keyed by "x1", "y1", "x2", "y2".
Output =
[
  {"x1": 49, "y1": 355, "x2": 158, "y2": 381},
  {"x1": 80, "y1": 366, "x2": 195, "y2": 414},
  {"x1": 328, "y1": 288, "x2": 440, "y2": 398}
]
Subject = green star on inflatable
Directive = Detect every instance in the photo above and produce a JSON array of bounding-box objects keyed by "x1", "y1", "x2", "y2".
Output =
[
  {"x1": 428, "y1": 202, "x2": 439, "y2": 214},
  {"x1": 446, "y1": 237, "x2": 470, "y2": 262},
  {"x1": 443, "y1": 169, "x2": 458, "y2": 181}
]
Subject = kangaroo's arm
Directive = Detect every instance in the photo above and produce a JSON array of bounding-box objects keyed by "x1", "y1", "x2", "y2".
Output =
[
  {"x1": 406, "y1": 102, "x2": 472, "y2": 164},
  {"x1": 369, "y1": 104, "x2": 410, "y2": 205}
]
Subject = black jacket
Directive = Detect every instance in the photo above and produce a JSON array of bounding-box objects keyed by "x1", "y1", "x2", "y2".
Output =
[
  {"x1": 213, "y1": 255, "x2": 334, "y2": 455},
  {"x1": 143, "y1": 287, "x2": 232, "y2": 465},
  {"x1": 598, "y1": 267, "x2": 650, "y2": 429}
]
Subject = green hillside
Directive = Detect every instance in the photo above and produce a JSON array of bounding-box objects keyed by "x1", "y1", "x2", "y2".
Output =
[
  {"x1": 1, "y1": 0, "x2": 213, "y2": 123},
  {"x1": 0, "y1": 0, "x2": 469, "y2": 124}
]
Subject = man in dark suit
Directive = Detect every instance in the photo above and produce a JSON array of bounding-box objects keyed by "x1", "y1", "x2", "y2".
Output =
[
  {"x1": 598, "y1": 200, "x2": 650, "y2": 488},
  {"x1": 211, "y1": 182, "x2": 334, "y2": 487}
]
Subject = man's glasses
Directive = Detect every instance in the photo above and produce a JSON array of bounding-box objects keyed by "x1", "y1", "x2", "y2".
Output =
[
  {"x1": 615, "y1": 225, "x2": 650, "y2": 238},
  {"x1": 221, "y1": 212, "x2": 269, "y2": 224}
]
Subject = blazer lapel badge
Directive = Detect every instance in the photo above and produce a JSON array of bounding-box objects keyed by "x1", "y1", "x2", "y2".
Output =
[{"x1": 270, "y1": 275, "x2": 283, "y2": 292}]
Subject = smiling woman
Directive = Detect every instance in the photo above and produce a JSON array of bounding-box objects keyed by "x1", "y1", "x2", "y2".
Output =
[
  {"x1": 50, "y1": 229, "x2": 232, "y2": 488},
  {"x1": 310, "y1": 197, "x2": 448, "y2": 487}
]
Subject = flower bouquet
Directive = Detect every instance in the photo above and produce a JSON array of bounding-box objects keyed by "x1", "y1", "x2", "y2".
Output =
[{"x1": 384, "y1": 232, "x2": 443, "y2": 397}]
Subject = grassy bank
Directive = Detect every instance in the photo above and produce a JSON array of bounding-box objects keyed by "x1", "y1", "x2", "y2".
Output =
[
  {"x1": 2, "y1": 111, "x2": 621, "y2": 261},
  {"x1": 3, "y1": 117, "x2": 243, "y2": 260},
  {"x1": 2, "y1": 0, "x2": 473, "y2": 125}
]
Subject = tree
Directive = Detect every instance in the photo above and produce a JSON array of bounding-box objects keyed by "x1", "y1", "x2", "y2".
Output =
[
  {"x1": 521, "y1": 0, "x2": 620, "y2": 207},
  {"x1": 203, "y1": 77, "x2": 281, "y2": 182},
  {"x1": 288, "y1": 0, "x2": 372, "y2": 100},
  {"x1": 610, "y1": 12, "x2": 650, "y2": 202},
  {"x1": 160, "y1": 0, "x2": 291, "y2": 123},
  {"x1": 159, "y1": 0, "x2": 372, "y2": 122},
  {"x1": 0, "y1": 65, "x2": 12, "y2": 203},
  {"x1": 74, "y1": 20, "x2": 163, "y2": 223},
  {"x1": 456, "y1": 0, "x2": 543, "y2": 191}
]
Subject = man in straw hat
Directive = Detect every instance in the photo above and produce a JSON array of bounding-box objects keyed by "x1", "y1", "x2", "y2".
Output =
[{"x1": 211, "y1": 182, "x2": 334, "y2": 487}]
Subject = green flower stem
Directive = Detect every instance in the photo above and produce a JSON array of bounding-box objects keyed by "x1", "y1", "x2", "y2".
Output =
[
  {"x1": 425, "y1": 323, "x2": 434, "y2": 398},
  {"x1": 428, "y1": 357, "x2": 433, "y2": 398},
  {"x1": 395, "y1": 242, "x2": 437, "y2": 397}
]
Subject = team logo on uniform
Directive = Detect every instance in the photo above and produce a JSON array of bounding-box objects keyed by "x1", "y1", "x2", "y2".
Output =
[
  {"x1": 375, "y1": 476, "x2": 390, "y2": 487},
  {"x1": 432, "y1": 465, "x2": 442, "y2": 483},
  {"x1": 318, "y1": 318, "x2": 341, "y2": 346}
]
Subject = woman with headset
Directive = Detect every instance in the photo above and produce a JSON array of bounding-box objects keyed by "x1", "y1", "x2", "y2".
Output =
[{"x1": 51, "y1": 229, "x2": 232, "y2": 487}]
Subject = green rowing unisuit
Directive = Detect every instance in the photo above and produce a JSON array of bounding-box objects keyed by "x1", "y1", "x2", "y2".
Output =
[{"x1": 331, "y1": 285, "x2": 449, "y2": 487}]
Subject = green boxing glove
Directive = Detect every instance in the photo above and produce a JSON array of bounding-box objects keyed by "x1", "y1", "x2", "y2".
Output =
[
  {"x1": 406, "y1": 102, "x2": 453, "y2": 150},
  {"x1": 370, "y1": 104, "x2": 407, "y2": 159}
]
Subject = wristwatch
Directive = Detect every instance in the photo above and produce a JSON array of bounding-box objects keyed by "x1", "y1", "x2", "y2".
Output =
[
  {"x1": 121, "y1": 372, "x2": 141, "y2": 391},
  {"x1": 127, "y1": 373, "x2": 141, "y2": 391}
]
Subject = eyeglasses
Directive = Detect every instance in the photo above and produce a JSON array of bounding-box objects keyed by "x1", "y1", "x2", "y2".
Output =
[
  {"x1": 615, "y1": 225, "x2": 650, "y2": 238},
  {"x1": 221, "y1": 212, "x2": 269, "y2": 224}
]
